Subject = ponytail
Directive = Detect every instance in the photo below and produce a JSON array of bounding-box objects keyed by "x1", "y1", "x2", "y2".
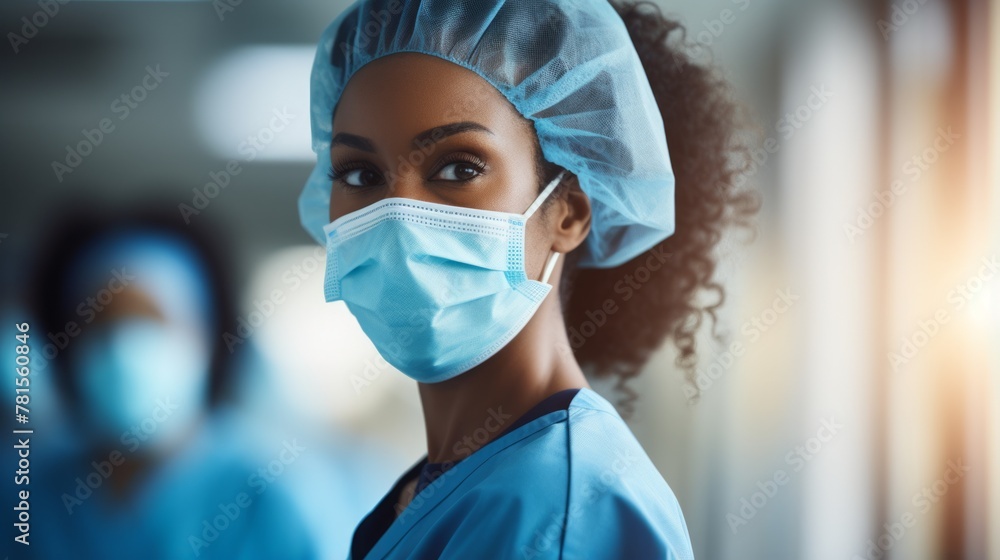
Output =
[{"x1": 560, "y1": 0, "x2": 759, "y2": 411}]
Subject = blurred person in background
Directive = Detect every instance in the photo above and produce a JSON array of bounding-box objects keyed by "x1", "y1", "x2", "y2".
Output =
[
  {"x1": 22, "y1": 204, "x2": 317, "y2": 559},
  {"x1": 297, "y1": 0, "x2": 756, "y2": 558}
]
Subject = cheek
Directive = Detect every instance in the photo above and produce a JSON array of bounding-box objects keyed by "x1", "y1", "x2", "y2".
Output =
[
  {"x1": 328, "y1": 191, "x2": 350, "y2": 222},
  {"x1": 329, "y1": 188, "x2": 381, "y2": 223},
  {"x1": 328, "y1": 192, "x2": 344, "y2": 223}
]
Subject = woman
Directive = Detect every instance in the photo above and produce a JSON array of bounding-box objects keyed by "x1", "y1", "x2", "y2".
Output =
[
  {"x1": 26, "y1": 207, "x2": 317, "y2": 559},
  {"x1": 298, "y1": 0, "x2": 755, "y2": 558}
]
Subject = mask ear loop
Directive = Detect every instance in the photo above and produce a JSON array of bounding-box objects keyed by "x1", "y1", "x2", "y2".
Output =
[
  {"x1": 524, "y1": 170, "x2": 567, "y2": 286},
  {"x1": 541, "y1": 251, "x2": 560, "y2": 284},
  {"x1": 523, "y1": 170, "x2": 567, "y2": 219}
]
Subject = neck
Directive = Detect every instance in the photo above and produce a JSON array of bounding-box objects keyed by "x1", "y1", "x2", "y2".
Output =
[{"x1": 416, "y1": 294, "x2": 589, "y2": 464}]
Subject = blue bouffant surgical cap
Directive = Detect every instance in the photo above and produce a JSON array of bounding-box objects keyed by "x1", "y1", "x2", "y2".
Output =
[{"x1": 299, "y1": 0, "x2": 675, "y2": 268}]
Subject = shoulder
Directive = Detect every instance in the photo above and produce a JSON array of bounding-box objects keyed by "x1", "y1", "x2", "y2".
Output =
[
  {"x1": 559, "y1": 389, "x2": 695, "y2": 560},
  {"x1": 456, "y1": 389, "x2": 695, "y2": 559}
]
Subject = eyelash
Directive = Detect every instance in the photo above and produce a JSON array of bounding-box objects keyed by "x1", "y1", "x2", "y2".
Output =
[
  {"x1": 327, "y1": 154, "x2": 488, "y2": 188},
  {"x1": 327, "y1": 161, "x2": 373, "y2": 183},
  {"x1": 436, "y1": 153, "x2": 487, "y2": 175}
]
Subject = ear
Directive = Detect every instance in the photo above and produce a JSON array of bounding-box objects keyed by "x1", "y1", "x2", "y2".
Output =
[{"x1": 548, "y1": 173, "x2": 591, "y2": 254}]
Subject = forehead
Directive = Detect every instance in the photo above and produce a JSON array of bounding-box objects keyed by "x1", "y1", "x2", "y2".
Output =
[{"x1": 333, "y1": 52, "x2": 528, "y2": 139}]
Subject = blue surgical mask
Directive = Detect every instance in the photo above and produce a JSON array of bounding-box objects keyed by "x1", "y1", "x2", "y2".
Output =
[
  {"x1": 324, "y1": 172, "x2": 566, "y2": 383},
  {"x1": 73, "y1": 318, "x2": 210, "y2": 449}
]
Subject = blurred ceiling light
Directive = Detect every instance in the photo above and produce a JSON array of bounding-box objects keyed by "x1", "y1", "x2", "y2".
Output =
[{"x1": 194, "y1": 45, "x2": 314, "y2": 162}]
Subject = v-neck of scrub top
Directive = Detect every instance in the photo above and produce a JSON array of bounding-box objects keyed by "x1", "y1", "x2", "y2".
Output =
[{"x1": 350, "y1": 387, "x2": 581, "y2": 560}]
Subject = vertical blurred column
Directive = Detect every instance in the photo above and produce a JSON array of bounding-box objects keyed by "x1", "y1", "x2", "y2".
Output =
[
  {"x1": 779, "y1": 2, "x2": 881, "y2": 558},
  {"x1": 956, "y1": 0, "x2": 1000, "y2": 560},
  {"x1": 881, "y1": 0, "x2": 957, "y2": 556},
  {"x1": 878, "y1": 0, "x2": 946, "y2": 555},
  {"x1": 879, "y1": 0, "x2": 994, "y2": 558},
  {"x1": 989, "y1": 4, "x2": 1000, "y2": 558},
  {"x1": 968, "y1": 0, "x2": 1000, "y2": 560}
]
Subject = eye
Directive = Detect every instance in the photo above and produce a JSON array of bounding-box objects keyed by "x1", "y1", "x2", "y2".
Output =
[
  {"x1": 328, "y1": 164, "x2": 384, "y2": 189},
  {"x1": 431, "y1": 156, "x2": 486, "y2": 182}
]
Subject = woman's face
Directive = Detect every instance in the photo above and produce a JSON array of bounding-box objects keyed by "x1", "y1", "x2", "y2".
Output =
[
  {"x1": 329, "y1": 53, "x2": 557, "y2": 276},
  {"x1": 330, "y1": 53, "x2": 590, "y2": 279},
  {"x1": 330, "y1": 53, "x2": 541, "y2": 218}
]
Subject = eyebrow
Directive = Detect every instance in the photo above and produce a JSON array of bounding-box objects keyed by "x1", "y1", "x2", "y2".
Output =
[{"x1": 330, "y1": 121, "x2": 493, "y2": 153}]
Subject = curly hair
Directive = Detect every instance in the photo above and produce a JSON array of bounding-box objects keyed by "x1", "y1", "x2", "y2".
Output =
[{"x1": 537, "y1": 1, "x2": 759, "y2": 415}]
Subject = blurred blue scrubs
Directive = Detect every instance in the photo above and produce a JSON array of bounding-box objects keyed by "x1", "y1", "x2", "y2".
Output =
[{"x1": 25, "y1": 415, "x2": 316, "y2": 560}]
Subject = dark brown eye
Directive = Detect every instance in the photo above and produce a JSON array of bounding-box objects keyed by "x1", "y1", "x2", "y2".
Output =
[
  {"x1": 329, "y1": 166, "x2": 384, "y2": 189},
  {"x1": 433, "y1": 161, "x2": 484, "y2": 182},
  {"x1": 352, "y1": 169, "x2": 382, "y2": 186}
]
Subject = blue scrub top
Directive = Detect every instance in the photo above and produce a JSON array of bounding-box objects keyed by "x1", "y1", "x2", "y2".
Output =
[
  {"x1": 21, "y1": 419, "x2": 317, "y2": 560},
  {"x1": 349, "y1": 387, "x2": 694, "y2": 559}
]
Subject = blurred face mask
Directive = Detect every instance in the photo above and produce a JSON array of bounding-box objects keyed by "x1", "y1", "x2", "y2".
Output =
[
  {"x1": 73, "y1": 318, "x2": 210, "y2": 449},
  {"x1": 324, "y1": 171, "x2": 566, "y2": 383}
]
